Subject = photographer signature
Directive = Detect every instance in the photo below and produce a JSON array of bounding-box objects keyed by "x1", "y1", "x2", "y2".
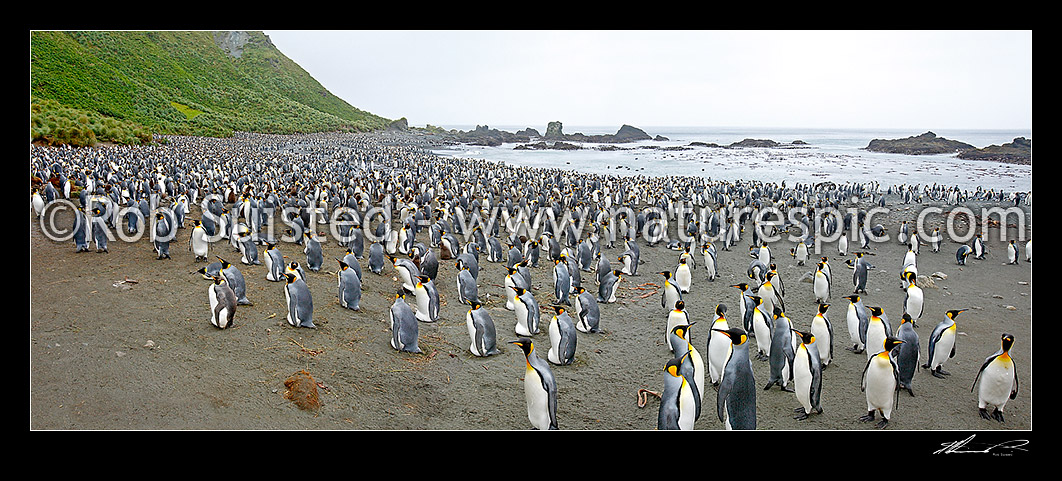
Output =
[{"x1": 934, "y1": 434, "x2": 1029, "y2": 455}]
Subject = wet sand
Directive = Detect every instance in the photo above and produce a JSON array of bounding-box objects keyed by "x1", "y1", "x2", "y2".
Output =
[{"x1": 29, "y1": 187, "x2": 1032, "y2": 432}]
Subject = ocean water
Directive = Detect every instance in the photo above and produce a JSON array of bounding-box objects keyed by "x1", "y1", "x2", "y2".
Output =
[{"x1": 430, "y1": 126, "x2": 1032, "y2": 192}]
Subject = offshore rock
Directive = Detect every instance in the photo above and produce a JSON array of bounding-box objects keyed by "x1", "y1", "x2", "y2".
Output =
[{"x1": 864, "y1": 131, "x2": 975, "y2": 155}]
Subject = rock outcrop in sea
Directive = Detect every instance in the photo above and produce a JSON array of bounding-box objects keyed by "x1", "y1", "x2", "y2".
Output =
[
  {"x1": 865, "y1": 131, "x2": 1031, "y2": 164},
  {"x1": 865, "y1": 131, "x2": 975, "y2": 155},
  {"x1": 958, "y1": 137, "x2": 1031, "y2": 165}
]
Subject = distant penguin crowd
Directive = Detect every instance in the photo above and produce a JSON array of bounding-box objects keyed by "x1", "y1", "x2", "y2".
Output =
[{"x1": 30, "y1": 131, "x2": 1030, "y2": 430}]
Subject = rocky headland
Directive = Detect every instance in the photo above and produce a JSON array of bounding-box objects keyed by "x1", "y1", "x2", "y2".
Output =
[{"x1": 865, "y1": 131, "x2": 1031, "y2": 164}]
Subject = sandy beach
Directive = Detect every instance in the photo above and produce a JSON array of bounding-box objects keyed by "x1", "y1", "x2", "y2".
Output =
[{"x1": 29, "y1": 154, "x2": 1032, "y2": 434}]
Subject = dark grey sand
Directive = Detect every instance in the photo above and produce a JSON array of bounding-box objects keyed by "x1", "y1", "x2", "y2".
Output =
[{"x1": 29, "y1": 154, "x2": 1031, "y2": 433}]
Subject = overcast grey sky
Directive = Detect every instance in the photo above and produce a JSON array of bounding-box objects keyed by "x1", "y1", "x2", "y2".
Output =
[{"x1": 264, "y1": 30, "x2": 1032, "y2": 131}]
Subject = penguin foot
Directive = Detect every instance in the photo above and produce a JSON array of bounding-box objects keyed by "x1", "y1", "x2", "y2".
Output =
[
  {"x1": 905, "y1": 387, "x2": 915, "y2": 397},
  {"x1": 931, "y1": 369, "x2": 947, "y2": 379},
  {"x1": 875, "y1": 418, "x2": 889, "y2": 429},
  {"x1": 992, "y1": 409, "x2": 1005, "y2": 423},
  {"x1": 793, "y1": 410, "x2": 809, "y2": 421},
  {"x1": 780, "y1": 385, "x2": 794, "y2": 393},
  {"x1": 978, "y1": 407, "x2": 992, "y2": 420},
  {"x1": 763, "y1": 382, "x2": 776, "y2": 391},
  {"x1": 859, "y1": 411, "x2": 875, "y2": 422}
]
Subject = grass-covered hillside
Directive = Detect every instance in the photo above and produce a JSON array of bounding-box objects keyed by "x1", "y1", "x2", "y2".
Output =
[{"x1": 30, "y1": 31, "x2": 392, "y2": 144}]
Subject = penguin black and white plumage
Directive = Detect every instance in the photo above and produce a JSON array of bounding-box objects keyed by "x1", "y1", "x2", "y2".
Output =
[
  {"x1": 265, "y1": 244, "x2": 284, "y2": 281},
  {"x1": 791, "y1": 329, "x2": 823, "y2": 420},
  {"x1": 852, "y1": 252, "x2": 871, "y2": 294},
  {"x1": 1006, "y1": 240, "x2": 1020, "y2": 265},
  {"x1": 659, "y1": 270, "x2": 682, "y2": 311},
  {"x1": 390, "y1": 255, "x2": 420, "y2": 292},
  {"x1": 574, "y1": 286, "x2": 601, "y2": 333},
  {"x1": 509, "y1": 338, "x2": 558, "y2": 430},
  {"x1": 658, "y1": 356, "x2": 698, "y2": 430},
  {"x1": 902, "y1": 271, "x2": 924, "y2": 327},
  {"x1": 765, "y1": 307, "x2": 795, "y2": 392},
  {"x1": 715, "y1": 327, "x2": 757, "y2": 430},
  {"x1": 791, "y1": 241, "x2": 809, "y2": 266},
  {"x1": 90, "y1": 207, "x2": 108, "y2": 253},
  {"x1": 730, "y1": 283, "x2": 754, "y2": 334},
  {"x1": 749, "y1": 295, "x2": 772, "y2": 361},
  {"x1": 389, "y1": 290, "x2": 421, "y2": 353},
  {"x1": 1024, "y1": 239, "x2": 1032, "y2": 262},
  {"x1": 860, "y1": 337, "x2": 903, "y2": 429},
  {"x1": 368, "y1": 241, "x2": 385, "y2": 275},
  {"x1": 72, "y1": 207, "x2": 90, "y2": 253},
  {"x1": 757, "y1": 271, "x2": 784, "y2": 317},
  {"x1": 218, "y1": 258, "x2": 252, "y2": 306},
  {"x1": 547, "y1": 305, "x2": 577, "y2": 366},
  {"x1": 864, "y1": 306, "x2": 892, "y2": 359},
  {"x1": 303, "y1": 232, "x2": 323, "y2": 272},
  {"x1": 811, "y1": 303, "x2": 834, "y2": 368},
  {"x1": 465, "y1": 301, "x2": 500, "y2": 357},
  {"x1": 285, "y1": 261, "x2": 307, "y2": 282},
  {"x1": 341, "y1": 249, "x2": 363, "y2": 282},
  {"x1": 597, "y1": 269, "x2": 621, "y2": 304},
  {"x1": 504, "y1": 266, "x2": 529, "y2": 311},
  {"x1": 337, "y1": 259, "x2": 362, "y2": 311},
  {"x1": 956, "y1": 245, "x2": 972, "y2": 265},
  {"x1": 923, "y1": 309, "x2": 966, "y2": 378},
  {"x1": 153, "y1": 212, "x2": 173, "y2": 259},
  {"x1": 456, "y1": 264, "x2": 479, "y2": 306},
  {"x1": 702, "y1": 242, "x2": 718, "y2": 282},
  {"x1": 189, "y1": 220, "x2": 209, "y2": 262},
  {"x1": 413, "y1": 275, "x2": 439, "y2": 323},
  {"x1": 894, "y1": 313, "x2": 920, "y2": 396},
  {"x1": 972, "y1": 234, "x2": 987, "y2": 259},
  {"x1": 618, "y1": 249, "x2": 639, "y2": 276},
  {"x1": 930, "y1": 227, "x2": 941, "y2": 253},
  {"x1": 284, "y1": 272, "x2": 315, "y2": 329},
  {"x1": 553, "y1": 258, "x2": 572, "y2": 306},
  {"x1": 666, "y1": 300, "x2": 691, "y2": 351},
  {"x1": 705, "y1": 304, "x2": 731, "y2": 386},
  {"x1": 844, "y1": 294, "x2": 870, "y2": 354},
  {"x1": 511, "y1": 286, "x2": 540, "y2": 336},
  {"x1": 813, "y1": 261, "x2": 831, "y2": 304},
  {"x1": 669, "y1": 323, "x2": 705, "y2": 404},
  {"x1": 208, "y1": 275, "x2": 237, "y2": 329},
  {"x1": 674, "y1": 257, "x2": 692, "y2": 294},
  {"x1": 971, "y1": 333, "x2": 1019, "y2": 423}
]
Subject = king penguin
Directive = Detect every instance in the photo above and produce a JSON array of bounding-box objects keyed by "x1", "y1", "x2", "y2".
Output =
[
  {"x1": 208, "y1": 275, "x2": 237, "y2": 329},
  {"x1": 504, "y1": 266, "x2": 529, "y2": 311},
  {"x1": 810, "y1": 303, "x2": 834, "y2": 368},
  {"x1": 902, "y1": 271, "x2": 924, "y2": 327},
  {"x1": 791, "y1": 329, "x2": 823, "y2": 420},
  {"x1": 368, "y1": 241, "x2": 385, "y2": 275},
  {"x1": 924, "y1": 309, "x2": 966, "y2": 378},
  {"x1": 860, "y1": 337, "x2": 903, "y2": 429},
  {"x1": 265, "y1": 243, "x2": 285, "y2": 281},
  {"x1": 658, "y1": 356, "x2": 698, "y2": 430},
  {"x1": 189, "y1": 220, "x2": 209, "y2": 262},
  {"x1": 706, "y1": 304, "x2": 731, "y2": 386},
  {"x1": 598, "y1": 269, "x2": 622, "y2": 304},
  {"x1": 413, "y1": 275, "x2": 440, "y2": 323},
  {"x1": 389, "y1": 290, "x2": 421, "y2": 353},
  {"x1": 303, "y1": 232, "x2": 323, "y2": 272},
  {"x1": 666, "y1": 300, "x2": 691, "y2": 351},
  {"x1": 674, "y1": 257, "x2": 693, "y2": 294},
  {"x1": 1006, "y1": 240, "x2": 1020, "y2": 265},
  {"x1": 956, "y1": 245, "x2": 972, "y2": 265},
  {"x1": 894, "y1": 313, "x2": 920, "y2": 396},
  {"x1": 511, "y1": 286, "x2": 541, "y2": 336},
  {"x1": 971, "y1": 333, "x2": 1019, "y2": 423},
  {"x1": 765, "y1": 307, "x2": 795, "y2": 392},
  {"x1": 669, "y1": 323, "x2": 705, "y2": 404},
  {"x1": 574, "y1": 286, "x2": 601, "y2": 333},
  {"x1": 509, "y1": 338, "x2": 558, "y2": 430},
  {"x1": 456, "y1": 263, "x2": 479, "y2": 306},
  {"x1": 218, "y1": 258, "x2": 252, "y2": 306},
  {"x1": 749, "y1": 295, "x2": 772, "y2": 361},
  {"x1": 465, "y1": 300, "x2": 500, "y2": 357},
  {"x1": 864, "y1": 306, "x2": 892, "y2": 359},
  {"x1": 390, "y1": 255, "x2": 420, "y2": 292},
  {"x1": 702, "y1": 242, "x2": 718, "y2": 282},
  {"x1": 843, "y1": 294, "x2": 870, "y2": 354},
  {"x1": 715, "y1": 327, "x2": 757, "y2": 430},
  {"x1": 553, "y1": 258, "x2": 572, "y2": 305},
  {"x1": 547, "y1": 305, "x2": 577, "y2": 366},
  {"x1": 813, "y1": 261, "x2": 831, "y2": 304},
  {"x1": 283, "y1": 272, "x2": 315, "y2": 329},
  {"x1": 337, "y1": 259, "x2": 362, "y2": 311},
  {"x1": 659, "y1": 270, "x2": 683, "y2": 311}
]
